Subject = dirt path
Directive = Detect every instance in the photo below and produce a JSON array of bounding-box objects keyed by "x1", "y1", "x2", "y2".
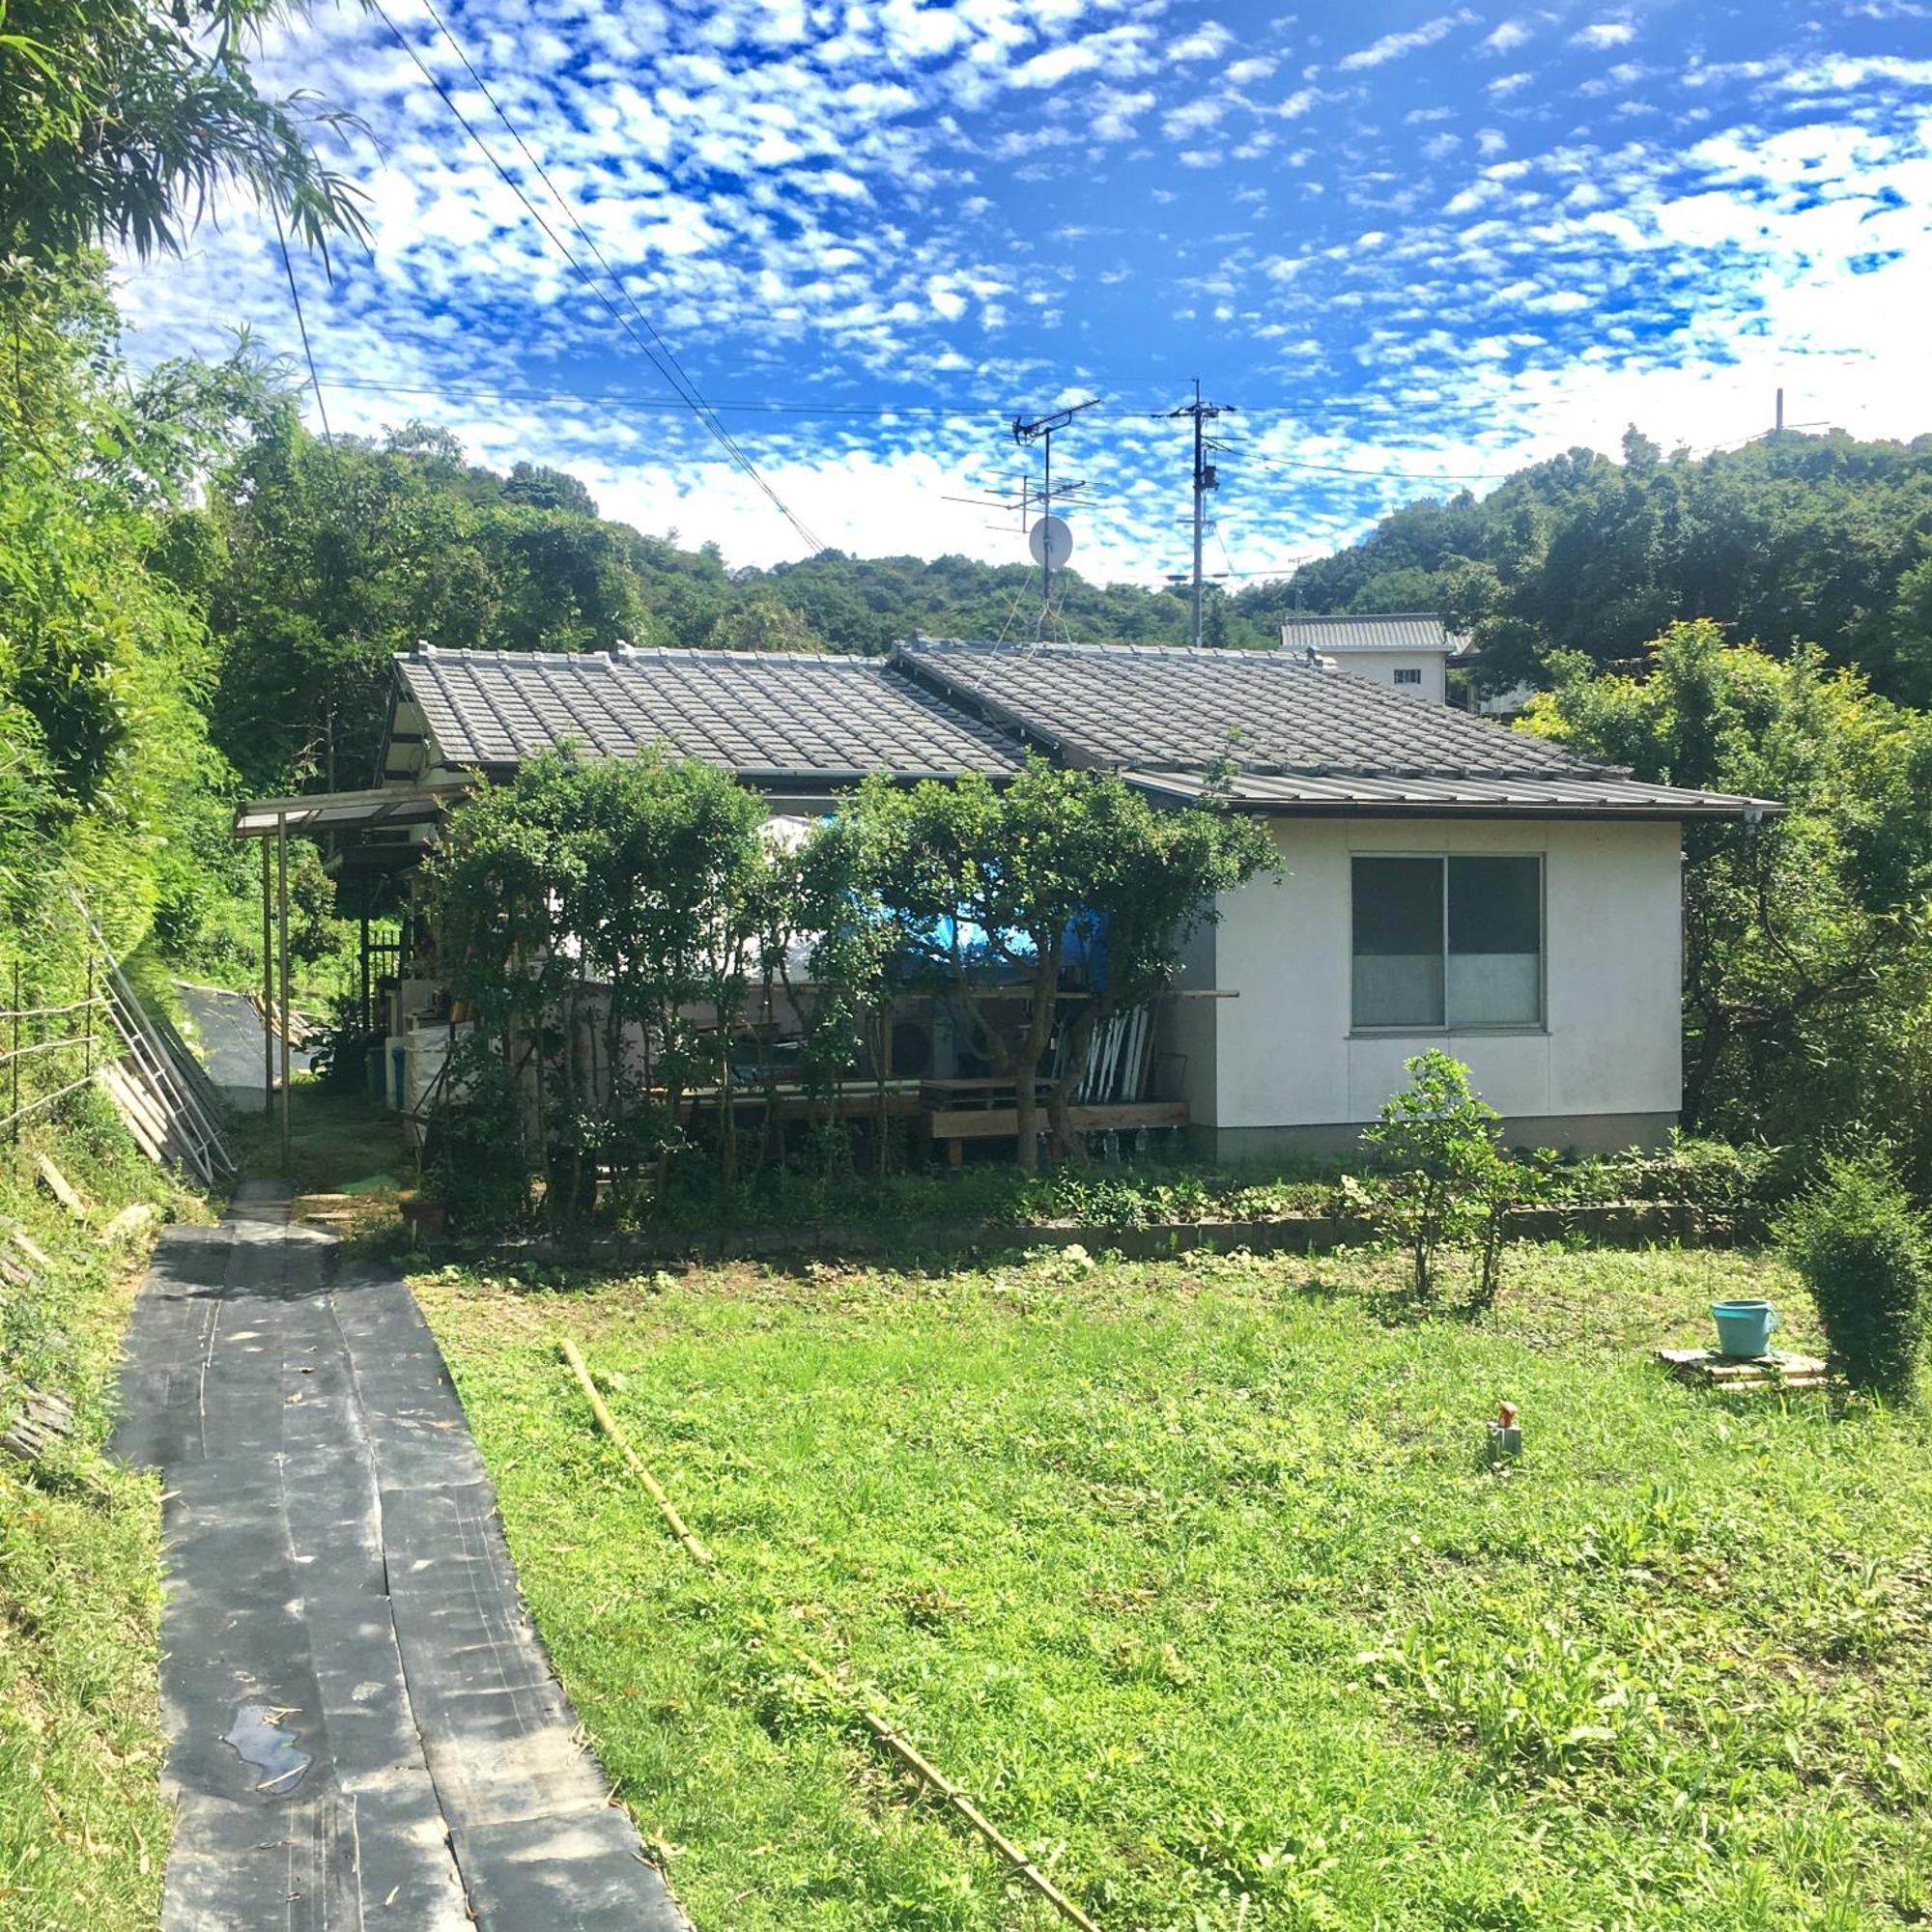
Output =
[{"x1": 113, "y1": 1181, "x2": 685, "y2": 1931}]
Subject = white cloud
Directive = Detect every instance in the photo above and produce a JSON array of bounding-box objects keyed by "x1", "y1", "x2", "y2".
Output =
[
  {"x1": 1337, "y1": 12, "x2": 1472, "y2": 71},
  {"x1": 1574, "y1": 18, "x2": 1637, "y2": 49},
  {"x1": 1167, "y1": 20, "x2": 1234, "y2": 62},
  {"x1": 1164, "y1": 97, "x2": 1226, "y2": 139},
  {"x1": 105, "y1": 0, "x2": 1932, "y2": 584}
]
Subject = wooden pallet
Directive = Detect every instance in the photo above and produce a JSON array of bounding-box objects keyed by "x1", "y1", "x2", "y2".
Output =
[{"x1": 1656, "y1": 1347, "x2": 1830, "y2": 1390}]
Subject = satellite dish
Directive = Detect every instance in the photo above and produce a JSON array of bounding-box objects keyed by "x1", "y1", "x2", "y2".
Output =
[{"x1": 1029, "y1": 515, "x2": 1073, "y2": 570}]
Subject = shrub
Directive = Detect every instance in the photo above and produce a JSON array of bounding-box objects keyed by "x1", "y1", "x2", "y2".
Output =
[
  {"x1": 1776, "y1": 1152, "x2": 1930, "y2": 1401},
  {"x1": 1363, "y1": 1051, "x2": 1504, "y2": 1299}
]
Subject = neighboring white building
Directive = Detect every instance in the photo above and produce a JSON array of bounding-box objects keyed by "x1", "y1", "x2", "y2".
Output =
[
  {"x1": 353, "y1": 638, "x2": 1776, "y2": 1159},
  {"x1": 1279, "y1": 611, "x2": 1541, "y2": 719},
  {"x1": 1279, "y1": 611, "x2": 1465, "y2": 702}
]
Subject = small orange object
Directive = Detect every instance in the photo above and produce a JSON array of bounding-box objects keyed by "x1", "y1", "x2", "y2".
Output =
[{"x1": 1496, "y1": 1401, "x2": 1519, "y2": 1428}]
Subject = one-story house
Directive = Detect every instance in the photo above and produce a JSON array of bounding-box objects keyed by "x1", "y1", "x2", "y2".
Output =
[{"x1": 242, "y1": 639, "x2": 1777, "y2": 1159}]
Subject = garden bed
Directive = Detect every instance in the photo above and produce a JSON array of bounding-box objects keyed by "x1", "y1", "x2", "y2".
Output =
[{"x1": 435, "y1": 1196, "x2": 1764, "y2": 1266}]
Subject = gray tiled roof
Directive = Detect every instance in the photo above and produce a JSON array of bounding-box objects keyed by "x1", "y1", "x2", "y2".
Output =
[
  {"x1": 1279, "y1": 611, "x2": 1471, "y2": 653},
  {"x1": 396, "y1": 645, "x2": 1023, "y2": 781},
  {"x1": 895, "y1": 641, "x2": 1776, "y2": 819},
  {"x1": 390, "y1": 639, "x2": 1776, "y2": 821}
]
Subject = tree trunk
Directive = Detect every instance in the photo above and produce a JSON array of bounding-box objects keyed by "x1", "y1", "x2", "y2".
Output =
[
  {"x1": 605, "y1": 978, "x2": 626, "y2": 1188},
  {"x1": 1046, "y1": 997, "x2": 1106, "y2": 1168},
  {"x1": 1683, "y1": 1003, "x2": 1730, "y2": 1131},
  {"x1": 1011, "y1": 951, "x2": 1063, "y2": 1176}
]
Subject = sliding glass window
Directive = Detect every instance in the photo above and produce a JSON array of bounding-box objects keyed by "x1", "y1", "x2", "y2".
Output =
[{"x1": 1351, "y1": 855, "x2": 1543, "y2": 1030}]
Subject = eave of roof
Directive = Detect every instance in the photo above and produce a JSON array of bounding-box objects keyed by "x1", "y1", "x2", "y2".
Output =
[
  {"x1": 1123, "y1": 768, "x2": 1784, "y2": 819},
  {"x1": 233, "y1": 778, "x2": 469, "y2": 838}
]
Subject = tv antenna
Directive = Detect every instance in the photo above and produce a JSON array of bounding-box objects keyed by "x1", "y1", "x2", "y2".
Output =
[{"x1": 1011, "y1": 397, "x2": 1099, "y2": 625}]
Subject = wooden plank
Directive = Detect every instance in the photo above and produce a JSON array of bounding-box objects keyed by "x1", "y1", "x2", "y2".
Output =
[
  {"x1": 1, "y1": 1384, "x2": 74, "y2": 1465},
  {"x1": 926, "y1": 1101, "x2": 1188, "y2": 1141},
  {"x1": 1655, "y1": 1347, "x2": 1828, "y2": 1389},
  {"x1": 96, "y1": 1063, "x2": 168, "y2": 1168},
  {"x1": 5, "y1": 1227, "x2": 51, "y2": 1271},
  {"x1": 33, "y1": 1153, "x2": 86, "y2": 1219},
  {"x1": 921, "y1": 1077, "x2": 1056, "y2": 1094},
  {"x1": 101, "y1": 1057, "x2": 168, "y2": 1144}
]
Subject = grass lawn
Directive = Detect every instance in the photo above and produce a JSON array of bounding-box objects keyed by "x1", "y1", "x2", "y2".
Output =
[
  {"x1": 415, "y1": 1243, "x2": 1932, "y2": 1932},
  {"x1": 1, "y1": 1101, "x2": 189, "y2": 1931}
]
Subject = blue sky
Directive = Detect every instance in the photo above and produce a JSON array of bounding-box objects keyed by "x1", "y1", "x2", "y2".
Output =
[{"x1": 119, "y1": 0, "x2": 1932, "y2": 584}]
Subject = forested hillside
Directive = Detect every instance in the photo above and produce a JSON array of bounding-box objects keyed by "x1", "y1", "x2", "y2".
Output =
[
  {"x1": 189, "y1": 411, "x2": 1226, "y2": 793},
  {"x1": 1244, "y1": 427, "x2": 1932, "y2": 702},
  {"x1": 184, "y1": 411, "x2": 1932, "y2": 796}
]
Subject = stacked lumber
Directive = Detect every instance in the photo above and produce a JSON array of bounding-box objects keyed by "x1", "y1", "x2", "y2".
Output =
[{"x1": 1655, "y1": 1347, "x2": 1830, "y2": 1391}]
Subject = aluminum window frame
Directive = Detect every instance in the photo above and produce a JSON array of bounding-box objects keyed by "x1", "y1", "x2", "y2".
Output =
[{"x1": 1349, "y1": 851, "x2": 1548, "y2": 1035}]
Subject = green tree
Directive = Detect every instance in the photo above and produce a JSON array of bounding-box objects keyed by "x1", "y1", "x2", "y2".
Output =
[
  {"x1": 1776, "y1": 1152, "x2": 1930, "y2": 1401},
  {"x1": 426, "y1": 746, "x2": 774, "y2": 1218},
  {"x1": 708, "y1": 592, "x2": 824, "y2": 654},
  {"x1": 1236, "y1": 431, "x2": 1932, "y2": 702},
  {"x1": 0, "y1": 0, "x2": 366, "y2": 265},
  {"x1": 848, "y1": 756, "x2": 1273, "y2": 1173},
  {"x1": 1525, "y1": 621, "x2": 1932, "y2": 1178}
]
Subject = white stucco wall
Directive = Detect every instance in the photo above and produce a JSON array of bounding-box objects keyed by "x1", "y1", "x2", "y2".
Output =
[
  {"x1": 1172, "y1": 815, "x2": 1684, "y2": 1146},
  {"x1": 1323, "y1": 649, "x2": 1448, "y2": 702}
]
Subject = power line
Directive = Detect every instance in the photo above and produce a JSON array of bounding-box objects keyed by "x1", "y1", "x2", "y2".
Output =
[
  {"x1": 367, "y1": 0, "x2": 825, "y2": 553},
  {"x1": 270, "y1": 202, "x2": 335, "y2": 455},
  {"x1": 409, "y1": 0, "x2": 819, "y2": 550}
]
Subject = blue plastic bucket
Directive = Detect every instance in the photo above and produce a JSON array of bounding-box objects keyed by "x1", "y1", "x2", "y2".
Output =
[{"x1": 1711, "y1": 1300, "x2": 1779, "y2": 1359}]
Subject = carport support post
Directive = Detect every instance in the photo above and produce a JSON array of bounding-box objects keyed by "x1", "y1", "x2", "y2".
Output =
[
  {"x1": 261, "y1": 838, "x2": 273, "y2": 1112},
  {"x1": 277, "y1": 812, "x2": 291, "y2": 1177}
]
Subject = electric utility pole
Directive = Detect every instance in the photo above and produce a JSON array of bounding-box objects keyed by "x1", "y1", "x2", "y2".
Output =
[{"x1": 1169, "y1": 380, "x2": 1232, "y2": 646}]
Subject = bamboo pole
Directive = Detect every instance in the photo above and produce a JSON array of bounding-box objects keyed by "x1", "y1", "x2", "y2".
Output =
[
  {"x1": 557, "y1": 1338, "x2": 713, "y2": 1566},
  {"x1": 261, "y1": 838, "x2": 274, "y2": 1113},
  {"x1": 276, "y1": 812, "x2": 291, "y2": 1177},
  {"x1": 790, "y1": 1650, "x2": 1100, "y2": 1931},
  {"x1": 556, "y1": 1333, "x2": 1101, "y2": 1932}
]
